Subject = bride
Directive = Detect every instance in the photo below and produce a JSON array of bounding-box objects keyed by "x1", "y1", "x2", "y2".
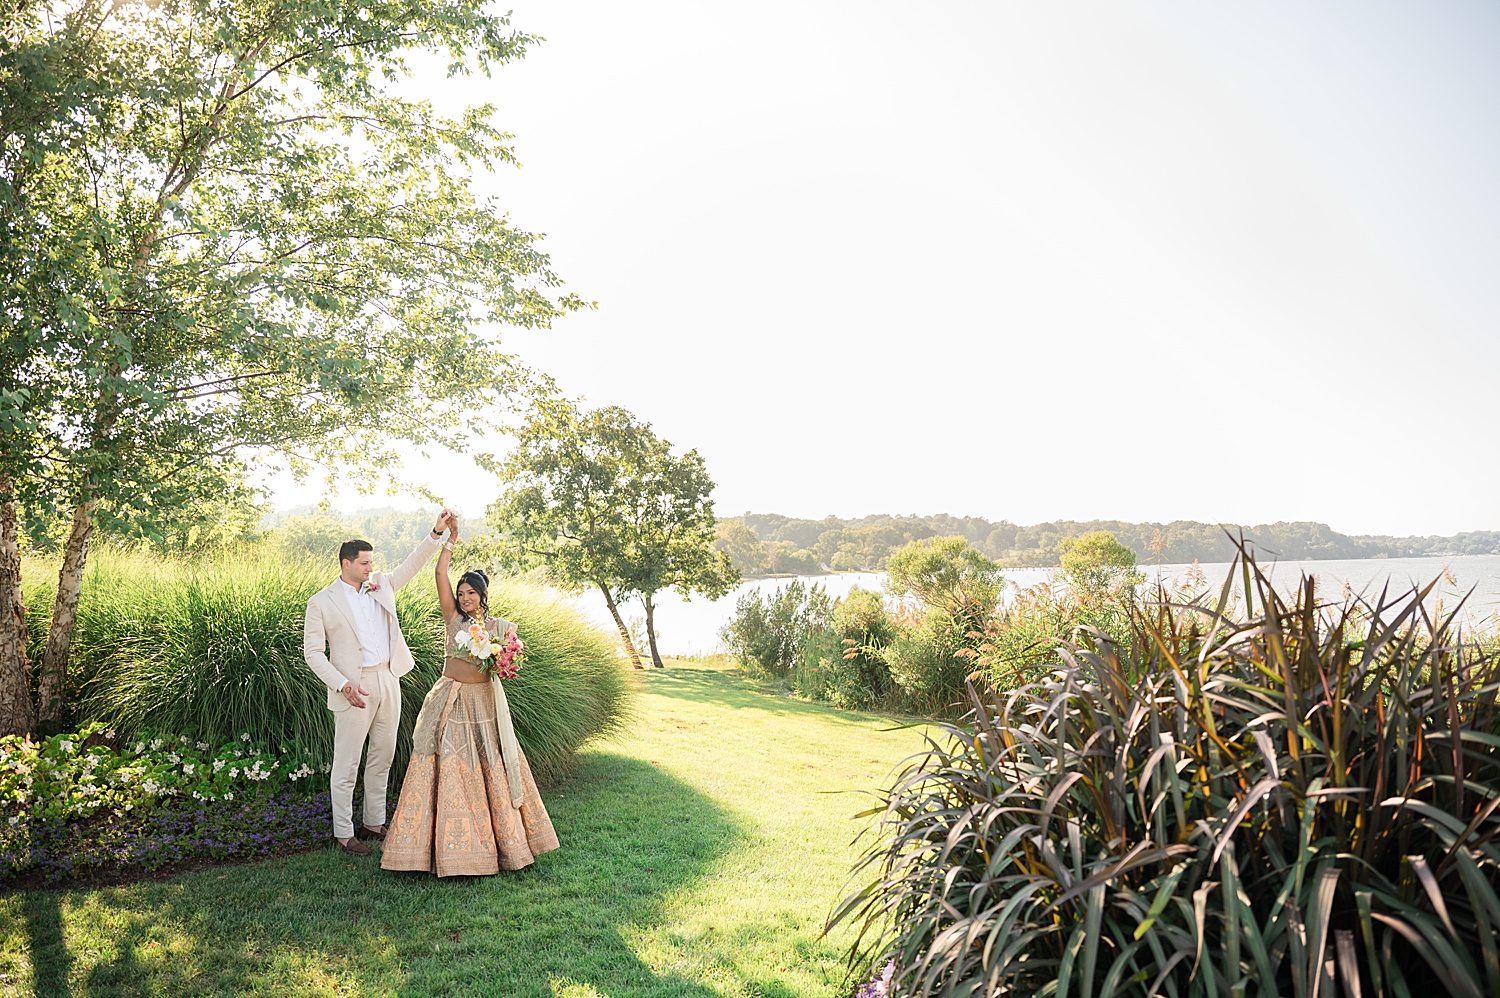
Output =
[{"x1": 381, "y1": 512, "x2": 559, "y2": 875}]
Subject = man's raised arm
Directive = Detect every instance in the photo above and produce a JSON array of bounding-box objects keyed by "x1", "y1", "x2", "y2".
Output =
[{"x1": 388, "y1": 509, "x2": 449, "y2": 592}]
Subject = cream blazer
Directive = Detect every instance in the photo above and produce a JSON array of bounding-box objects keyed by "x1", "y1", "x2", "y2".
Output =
[{"x1": 302, "y1": 535, "x2": 440, "y2": 712}]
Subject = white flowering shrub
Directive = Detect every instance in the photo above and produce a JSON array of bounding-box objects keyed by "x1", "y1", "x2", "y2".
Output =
[{"x1": 0, "y1": 722, "x2": 322, "y2": 829}]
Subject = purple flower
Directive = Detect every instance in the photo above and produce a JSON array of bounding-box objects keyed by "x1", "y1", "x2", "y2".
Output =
[
  {"x1": 853, "y1": 961, "x2": 896, "y2": 998},
  {"x1": 0, "y1": 784, "x2": 348, "y2": 884}
]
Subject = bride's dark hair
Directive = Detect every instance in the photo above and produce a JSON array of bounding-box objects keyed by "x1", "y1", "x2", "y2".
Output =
[{"x1": 455, "y1": 569, "x2": 490, "y2": 620}]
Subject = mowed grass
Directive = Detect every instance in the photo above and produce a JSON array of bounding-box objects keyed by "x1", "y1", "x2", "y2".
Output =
[{"x1": 0, "y1": 661, "x2": 928, "y2": 998}]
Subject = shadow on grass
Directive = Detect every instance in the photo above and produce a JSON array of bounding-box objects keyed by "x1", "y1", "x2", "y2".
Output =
[
  {"x1": 22, "y1": 892, "x2": 69, "y2": 998},
  {"x1": 9, "y1": 753, "x2": 747, "y2": 998}
]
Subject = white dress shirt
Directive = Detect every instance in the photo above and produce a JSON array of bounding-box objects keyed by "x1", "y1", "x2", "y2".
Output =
[{"x1": 340, "y1": 579, "x2": 391, "y2": 669}]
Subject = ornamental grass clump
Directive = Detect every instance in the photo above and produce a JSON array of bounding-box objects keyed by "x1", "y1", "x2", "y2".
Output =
[
  {"x1": 485, "y1": 577, "x2": 635, "y2": 783},
  {"x1": 830, "y1": 543, "x2": 1500, "y2": 998},
  {"x1": 24, "y1": 550, "x2": 633, "y2": 782}
]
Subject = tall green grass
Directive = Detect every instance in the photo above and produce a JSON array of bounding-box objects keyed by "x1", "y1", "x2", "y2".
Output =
[
  {"x1": 21, "y1": 550, "x2": 633, "y2": 783},
  {"x1": 485, "y1": 577, "x2": 636, "y2": 782}
]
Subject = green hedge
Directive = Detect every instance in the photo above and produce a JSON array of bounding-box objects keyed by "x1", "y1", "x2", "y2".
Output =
[{"x1": 22, "y1": 551, "x2": 633, "y2": 783}]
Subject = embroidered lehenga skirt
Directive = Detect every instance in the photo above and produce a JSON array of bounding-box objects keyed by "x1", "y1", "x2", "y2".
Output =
[{"x1": 381, "y1": 676, "x2": 559, "y2": 876}]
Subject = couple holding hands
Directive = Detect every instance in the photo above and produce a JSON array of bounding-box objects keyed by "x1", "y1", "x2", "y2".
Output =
[{"x1": 302, "y1": 509, "x2": 558, "y2": 877}]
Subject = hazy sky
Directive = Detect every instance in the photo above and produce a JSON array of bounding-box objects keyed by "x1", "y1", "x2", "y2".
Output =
[{"x1": 262, "y1": 1, "x2": 1500, "y2": 536}]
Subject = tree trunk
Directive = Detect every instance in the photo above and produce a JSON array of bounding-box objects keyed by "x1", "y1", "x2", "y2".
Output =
[
  {"x1": 35, "y1": 500, "x2": 95, "y2": 733},
  {"x1": 0, "y1": 481, "x2": 32, "y2": 737},
  {"x1": 598, "y1": 585, "x2": 644, "y2": 669},
  {"x1": 643, "y1": 593, "x2": 665, "y2": 669}
]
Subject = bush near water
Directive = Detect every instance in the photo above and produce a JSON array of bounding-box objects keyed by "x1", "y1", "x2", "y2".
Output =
[
  {"x1": 20, "y1": 550, "x2": 634, "y2": 784},
  {"x1": 830, "y1": 543, "x2": 1500, "y2": 998},
  {"x1": 722, "y1": 532, "x2": 1142, "y2": 714}
]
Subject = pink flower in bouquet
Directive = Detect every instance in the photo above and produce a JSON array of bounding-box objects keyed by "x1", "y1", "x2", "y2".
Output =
[{"x1": 494, "y1": 629, "x2": 524, "y2": 680}]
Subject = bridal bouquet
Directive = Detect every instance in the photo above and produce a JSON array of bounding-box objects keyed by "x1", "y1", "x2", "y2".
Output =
[{"x1": 453, "y1": 622, "x2": 524, "y2": 680}]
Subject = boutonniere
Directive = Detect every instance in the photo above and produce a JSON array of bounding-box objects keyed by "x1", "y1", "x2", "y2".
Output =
[{"x1": 361, "y1": 578, "x2": 381, "y2": 594}]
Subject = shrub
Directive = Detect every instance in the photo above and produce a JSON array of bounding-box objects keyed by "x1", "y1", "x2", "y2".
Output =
[
  {"x1": 23, "y1": 550, "x2": 633, "y2": 783},
  {"x1": 969, "y1": 572, "x2": 1149, "y2": 690},
  {"x1": 885, "y1": 536, "x2": 1001, "y2": 624},
  {"x1": 963, "y1": 533, "x2": 1151, "y2": 692},
  {"x1": 723, "y1": 575, "x2": 978, "y2": 715},
  {"x1": 0, "y1": 722, "x2": 328, "y2": 882},
  {"x1": 880, "y1": 607, "x2": 972, "y2": 714},
  {"x1": 831, "y1": 545, "x2": 1500, "y2": 997},
  {"x1": 1058, "y1": 529, "x2": 1141, "y2": 595},
  {"x1": 881, "y1": 537, "x2": 1002, "y2": 712},
  {"x1": 720, "y1": 537, "x2": 1042, "y2": 716},
  {"x1": 821, "y1": 587, "x2": 900, "y2": 710},
  {"x1": 0, "y1": 723, "x2": 318, "y2": 822},
  {"x1": 720, "y1": 580, "x2": 832, "y2": 676}
]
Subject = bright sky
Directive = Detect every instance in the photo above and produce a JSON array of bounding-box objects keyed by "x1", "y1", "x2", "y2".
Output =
[{"x1": 261, "y1": 1, "x2": 1500, "y2": 537}]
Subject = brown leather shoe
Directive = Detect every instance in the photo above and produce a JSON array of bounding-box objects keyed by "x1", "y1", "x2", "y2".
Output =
[
  {"x1": 335, "y1": 836, "x2": 372, "y2": 856},
  {"x1": 356, "y1": 824, "x2": 386, "y2": 841}
]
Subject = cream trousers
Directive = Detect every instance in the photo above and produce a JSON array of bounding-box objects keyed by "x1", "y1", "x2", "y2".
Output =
[{"x1": 329, "y1": 663, "x2": 401, "y2": 839}]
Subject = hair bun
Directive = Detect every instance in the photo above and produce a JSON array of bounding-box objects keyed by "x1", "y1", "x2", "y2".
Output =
[{"x1": 473, "y1": 569, "x2": 489, "y2": 583}]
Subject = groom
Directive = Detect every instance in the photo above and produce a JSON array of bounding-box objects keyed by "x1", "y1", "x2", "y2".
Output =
[{"x1": 303, "y1": 511, "x2": 450, "y2": 855}]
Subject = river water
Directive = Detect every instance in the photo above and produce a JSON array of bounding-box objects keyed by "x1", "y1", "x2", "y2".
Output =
[{"x1": 568, "y1": 556, "x2": 1500, "y2": 657}]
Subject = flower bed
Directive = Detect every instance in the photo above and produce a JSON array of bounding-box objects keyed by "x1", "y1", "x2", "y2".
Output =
[{"x1": 0, "y1": 723, "x2": 336, "y2": 885}]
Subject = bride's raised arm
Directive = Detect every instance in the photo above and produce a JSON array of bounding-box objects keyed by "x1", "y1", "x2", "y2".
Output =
[{"x1": 435, "y1": 512, "x2": 459, "y2": 620}]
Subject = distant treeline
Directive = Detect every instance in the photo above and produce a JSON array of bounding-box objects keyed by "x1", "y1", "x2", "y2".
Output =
[
  {"x1": 712, "y1": 513, "x2": 1500, "y2": 576},
  {"x1": 263, "y1": 506, "x2": 488, "y2": 564}
]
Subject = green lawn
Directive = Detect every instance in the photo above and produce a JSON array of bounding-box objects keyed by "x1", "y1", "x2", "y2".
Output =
[{"x1": 0, "y1": 661, "x2": 928, "y2": 998}]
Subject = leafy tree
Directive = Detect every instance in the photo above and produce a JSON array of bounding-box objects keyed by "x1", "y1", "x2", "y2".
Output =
[
  {"x1": 490, "y1": 396, "x2": 738, "y2": 668},
  {"x1": 267, "y1": 506, "x2": 489, "y2": 564},
  {"x1": 713, "y1": 518, "x2": 768, "y2": 577},
  {"x1": 0, "y1": 0, "x2": 132, "y2": 737},
  {"x1": 97, "y1": 480, "x2": 268, "y2": 555},
  {"x1": 628, "y1": 451, "x2": 739, "y2": 668},
  {"x1": 885, "y1": 536, "x2": 1002, "y2": 624},
  {"x1": 0, "y1": 0, "x2": 581, "y2": 733},
  {"x1": 723, "y1": 513, "x2": 1500, "y2": 574},
  {"x1": 764, "y1": 541, "x2": 819, "y2": 575},
  {"x1": 1058, "y1": 530, "x2": 1140, "y2": 595}
]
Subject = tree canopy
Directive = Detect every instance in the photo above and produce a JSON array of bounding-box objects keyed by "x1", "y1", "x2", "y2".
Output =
[
  {"x1": 0, "y1": 0, "x2": 583, "y2": 734},
  {"x1": 885, "y1": 536, "x2": 1001, "y2": 623},
  {"x1": 488, "y1": 395, "x2": 737, "y2": 668},
  {"x1": 1058, "y1": 531, "x2": 1139, "y2": 595},
  {"x1": 5, "y1": 0, "x2": 579, "y2": 533}
]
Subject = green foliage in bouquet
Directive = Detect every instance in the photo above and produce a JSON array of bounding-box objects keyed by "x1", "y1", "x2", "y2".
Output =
[
  {"x1": 23, "y1": 551, "x2": 633, "y2": 783},
  {"x1": 830, "y1": 543, "x2": 1500, "y2": 998}
]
